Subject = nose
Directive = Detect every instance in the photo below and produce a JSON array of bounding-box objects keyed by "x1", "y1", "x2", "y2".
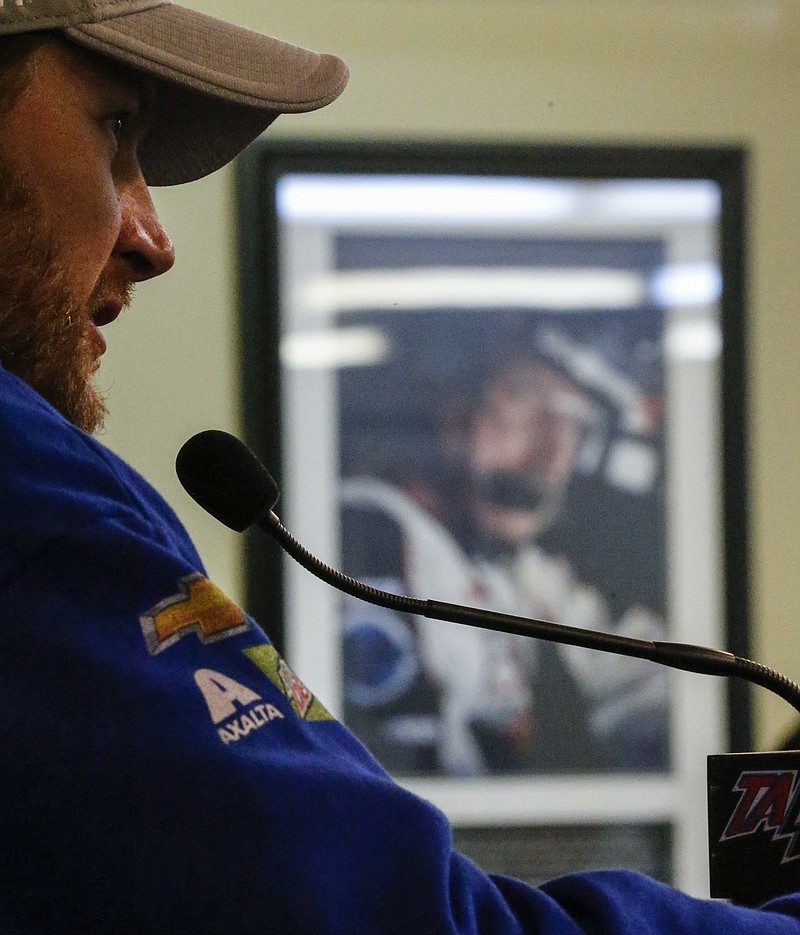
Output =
[{"x1": 116, "y1": 176, "x2": 176, "y2": 282}]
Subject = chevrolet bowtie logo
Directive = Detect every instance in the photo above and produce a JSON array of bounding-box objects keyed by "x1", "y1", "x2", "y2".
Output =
[{"x1": 139, "y1": 573, "x2": 251, "y2": 655}]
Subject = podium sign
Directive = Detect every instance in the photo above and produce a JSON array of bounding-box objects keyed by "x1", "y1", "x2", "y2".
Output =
[{"x1": 709, "y1": 751, "x2": 800, "y2": 905}]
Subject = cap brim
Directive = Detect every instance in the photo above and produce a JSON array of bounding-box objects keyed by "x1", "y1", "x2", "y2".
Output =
[{"x1": 64, "y1": 4, "x2": 348, "y2": 185}]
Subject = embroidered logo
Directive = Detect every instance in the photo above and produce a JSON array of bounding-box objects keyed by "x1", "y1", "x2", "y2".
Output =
[
  {"x1": 244, "y1": 644, "x2": 333, "y2": 721},
  {"x1": 140, "y1": 573, "x2": 250, "y2": 655},
  {"x1": 194, "y1": 668, "x2": 285, "y2": 745}
]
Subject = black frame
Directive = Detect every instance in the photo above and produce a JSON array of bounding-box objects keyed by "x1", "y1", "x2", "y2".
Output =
[{"x1": 235, "y1": 138, "x2": 750, "y2": 751}]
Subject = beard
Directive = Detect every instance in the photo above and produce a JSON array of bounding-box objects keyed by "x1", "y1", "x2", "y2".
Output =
[{"x1": 0, "y1": 162, "x2": 130, "y2": 434}]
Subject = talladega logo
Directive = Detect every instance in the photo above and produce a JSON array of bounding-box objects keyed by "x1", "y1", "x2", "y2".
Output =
[{"x1": 721, "y1": 770, "x2": 800, "y2": 864}]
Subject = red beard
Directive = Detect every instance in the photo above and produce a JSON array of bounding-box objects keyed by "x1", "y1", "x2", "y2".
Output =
[{"x1": 0, "y1": 162, "x2": 130, "y2": 434}]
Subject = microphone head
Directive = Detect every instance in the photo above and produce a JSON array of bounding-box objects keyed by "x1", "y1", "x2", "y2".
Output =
[{"x1": 176, "y1": 430, "x2": 279, "y2": 532}]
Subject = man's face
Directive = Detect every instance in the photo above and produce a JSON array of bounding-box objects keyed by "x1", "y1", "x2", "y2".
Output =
[
  {"x1": 469, "y1": 360, "x2": 590, "y2": 544},
  {"x1": 0, "y1": 37, "x2": 175, "y2": 433}
]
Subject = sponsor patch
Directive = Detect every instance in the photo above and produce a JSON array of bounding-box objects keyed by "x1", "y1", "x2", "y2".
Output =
[
  {"x1": 244, "y1": 644, "x2": 333, "y2": 721},
  {"x1": 140, "y1": 573, "x2": 250, "y2": 654},
  {"x1": 194, "y1": 667, "x2": 285, "y2": 745}
]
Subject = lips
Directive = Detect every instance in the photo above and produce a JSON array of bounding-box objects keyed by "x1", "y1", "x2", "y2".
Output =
[
  {"x1": 88, "y1": 299, "x2": 124, "y2": 359},
  {"x1": 91, "y1": 300, "x2": 123, "y2": 327}
]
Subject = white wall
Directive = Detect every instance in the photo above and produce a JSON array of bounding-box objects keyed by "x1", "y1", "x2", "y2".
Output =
[{"x1": 99, "y1": 0, "x2": 800, "y2": 748}]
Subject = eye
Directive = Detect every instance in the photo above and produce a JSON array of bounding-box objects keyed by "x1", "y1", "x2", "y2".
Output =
[
  {"x1": 108, "y1": 113, "x2": 129, "y2": 142},
  {"x1": 103, "y1": 111, "x2": 139, "y2": 157},
  {"x1": 98, "y1": 90, "x2": 148, "y2": 161}
]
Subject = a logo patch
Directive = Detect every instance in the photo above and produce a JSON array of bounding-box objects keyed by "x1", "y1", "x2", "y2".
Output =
[
  {"x1": 140, "y1": 573, "x2": 250, "y2": 655},
  {"x1": 244, "y1": 644, "x2": 333, "y2": 721},
  {"x1": 194, "y1": 668, "x2": 285, "y2": 745},
  {"x1": 194, "y1": 668, "x2": 261, "y2": 724}
]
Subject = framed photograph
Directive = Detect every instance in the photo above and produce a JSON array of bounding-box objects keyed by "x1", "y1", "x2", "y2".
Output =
[{"x1": 236, "y1": 141, "x2": 747, "y2": 895}]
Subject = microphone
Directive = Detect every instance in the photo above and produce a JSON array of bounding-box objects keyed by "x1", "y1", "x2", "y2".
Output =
[
  {"x1": 175, "y1": 428, "x2": 279, "y2": 532},
  {"x1": 177, "y1": 428, "x2": 800, "y2": 905},
  {"x1": 176, "y1": 429, "x2": 800, "y2": 717}
]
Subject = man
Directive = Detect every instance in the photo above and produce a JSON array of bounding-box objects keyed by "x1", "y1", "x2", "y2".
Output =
[
  {"x1": 342, "y1": 338, "x2": 667, "y2": 775},
  {"x1": 0, "y1": 3, "x2": 798, "y2": 931},
  {"x1": 464, "y1": 344, "x2": 669, "y2": 769}
]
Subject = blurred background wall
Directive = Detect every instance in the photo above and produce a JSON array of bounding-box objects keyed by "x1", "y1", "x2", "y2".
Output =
[{"x1": 99, "y1": 0, "x2": 800, "y2": 749}]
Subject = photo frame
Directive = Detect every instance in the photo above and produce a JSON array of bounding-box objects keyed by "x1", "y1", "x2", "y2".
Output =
[{"x1": 236, "y1": 140, "x2": 748, "y2": 894}]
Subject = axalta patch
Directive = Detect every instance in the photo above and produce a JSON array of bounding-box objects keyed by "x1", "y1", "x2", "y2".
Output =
[
  {"x1": 194, "y1": 667, "x2": 285, "y2": 745},
  {"x1": 217, "y1": 702, "x2": 285, "y2": 744}
]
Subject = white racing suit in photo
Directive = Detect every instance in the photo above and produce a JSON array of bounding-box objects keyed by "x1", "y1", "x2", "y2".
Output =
[{"x1": 340, "y1": 477, "x2": 669, "y2": 776}]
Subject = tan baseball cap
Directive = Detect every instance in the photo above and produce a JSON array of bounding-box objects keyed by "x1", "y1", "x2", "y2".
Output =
[{"x1": 0, "y1": 0, "x2": 349, "y2": 185}]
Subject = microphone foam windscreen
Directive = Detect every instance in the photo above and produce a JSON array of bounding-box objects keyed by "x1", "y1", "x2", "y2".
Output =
[{"x1": 176, "y1": 430, "x2": 279, "y2": 532}]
